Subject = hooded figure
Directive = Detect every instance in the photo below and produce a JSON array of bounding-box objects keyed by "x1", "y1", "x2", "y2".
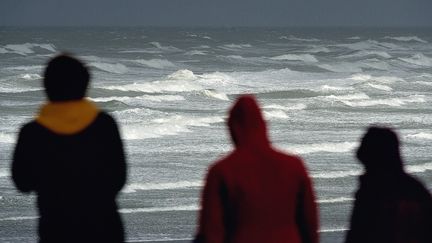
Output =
[
  {"x1": 345, "y1": 126, "x2": 432, "y2": 243},
  {"x1": 12, "y1": 54, "x2": 126, "y2": 243},
  {"x1": 195, "y1": 95, "x2": 318, "y2": 243}
]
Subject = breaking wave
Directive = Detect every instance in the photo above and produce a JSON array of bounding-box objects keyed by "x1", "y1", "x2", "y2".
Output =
[
  {"x1": 312, "y1": 170, "x2": 363, "y2": 179},
  {"x1": 263, "y1": 110, "x2": 289, "y2": 119},
  {"x1": 135, "y1": 59, "x2": 176, "y2": 69},
  {"x1": 270, "y1": 54, "x2": 318, "y2": 63},
  {"x1": 202, "y1": 90, "x2": 229, "y2": 101},
  {"x1": 406, "y1": 132, "x2": 432, "y2": 140},
  {"x1": 0, "y1": 132, "x2": 15, "y2": 143},
  {"x1": 318, "y1": 197, "x2": 354, "y2": 204},
  {"x1": 90, "y1": 62, "x2": 128, "y2": 74},
  {"x1": 399, "y1": 53, "x2": 432, "y2": 67},
  {"x1": 384, "y1": 36, "x2": 428, "y2": 43},
  {"x1": 284, "y1": 142, "x2": 358, "y2": 155},
  {"x1": 90, "y1": 94, "x2": 185, "y2": 104},
  {"x1": 339, "y1": 50, "x2": 392, "y2": 59},
  {"x1": 341, "y1": 95, "x2": 425, "y2": 108},
  {"x1": 0, "y1": 216, "x2": 38, "y2": 221},
  {"x1": 123, "y1": 180, "x2": 202, "y2": 193},
  {"x1": 0, "y1": 43, "x2": 56, "y2": 55},
  {"x1": 406, "y1": 162, "x2": 432, "y2": 173},
  {"x1": 119, "y1": 205, "x2": 198, "y2": 214}
]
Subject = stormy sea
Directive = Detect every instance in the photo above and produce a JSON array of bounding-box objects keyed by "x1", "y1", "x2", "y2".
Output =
[{"x1": 0, "y1": 27, "x2": 431, "y2": 243}]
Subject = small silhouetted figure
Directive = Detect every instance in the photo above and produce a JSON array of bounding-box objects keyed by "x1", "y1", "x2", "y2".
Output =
[
  {"x1": 345, "y1": 126, "x2": 432, "y2": 243},
  {"x1": 12, "y1": 54, "x2": 127, "y2": 243},
  {"x1": 194, "y1": 95, "x2": 318, "y2": 243}
]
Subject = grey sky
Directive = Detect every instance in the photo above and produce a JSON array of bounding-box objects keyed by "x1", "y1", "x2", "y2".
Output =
[{"x1": 1, "y1": 0, "x2": 431, "y2": 27}]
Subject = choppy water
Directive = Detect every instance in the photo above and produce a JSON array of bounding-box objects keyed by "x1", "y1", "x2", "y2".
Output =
[{"x1": 0, "y1": 27, "x2": 431, "y2": 243}]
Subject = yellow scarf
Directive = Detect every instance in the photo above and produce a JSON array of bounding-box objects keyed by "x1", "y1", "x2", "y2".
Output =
[{"x1": 36, "y1": 99, "x2": 100, "y2": 135}]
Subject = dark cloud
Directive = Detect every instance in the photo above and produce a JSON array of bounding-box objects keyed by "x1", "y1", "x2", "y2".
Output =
[{"x1": 1, "y1": 0, "x2": 431, "y2": 27}]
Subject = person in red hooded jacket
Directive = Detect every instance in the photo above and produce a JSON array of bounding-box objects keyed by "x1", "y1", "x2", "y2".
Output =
[{"x1": 195, "y1": 95, "x2": 318, "y2": 243}]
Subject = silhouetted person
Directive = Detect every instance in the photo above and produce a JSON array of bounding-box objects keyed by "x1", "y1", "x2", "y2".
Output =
[
  {"x1": 12, "y1": 54, "x2": 127, "y2": 243},
  {"x1": 345, "y1": 126, "x2": 432, "y2": 243},
  {"x1": 195, "y1": 95, "x2": 318, "y2": 243}
]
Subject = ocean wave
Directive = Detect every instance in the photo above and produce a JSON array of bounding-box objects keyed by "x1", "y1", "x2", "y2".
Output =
[
  {"x1": 361, "y1": 59, "x2": 391, "y2": 70},
  {"x1": 305, "y1": 46, "x2": 331, "y2": 53},
  {"x1": 270, "y1": 54, "x2": 318, "y2": 63},
  {"x1": 119, "y1": 205, "x2": 198, "y2": 214},
  {"x1": 202, "y1": 90, "x2": 229, "y2": 101},
  {"x1": 5, "y1": 65, "x2": 43, "y2": 71},
  {"x1": 263, "y1": 103, "x2": 307, "y2": 111},
  {"x1": 0, "y1": 216, "x2": 38, "y2": 221},
  {"x1": 90, "y1": 94, "x2": 185, "y2": 104},
  {"x1": 323, "y1": 93, "x2": 370, "y2": 101},
  {"x1": 337, "y1": 40, "x2": 402, "y2": 51},
  {"x1": 284, "y1": 142, "x2": 358, "y2": 155},
  {"x1": 339, "y1": 50, "x2": 392, "y2": 59},
  {"x1": 185, "y1": 50, "x2": 207, "y2": 56},
  {"x1": 20, "y1": 73, "x2": 42, "y2": 80},
  {"x1": 319, "y1": 228, "x2": 348, "y2": 233},
  {"x1": 406, "y1": 162, "x2": 432, "y2": 173},
  {"x1": 0, "y1": 169, "x2": 10, "y2": 178},
  {"x1": 312, "y1": 169, "x2": 363, "y2": 179},
  {"x1": 318, "y1": 197, "x2": 354, "y2": 204},
  {"x1": 406, "y1": 132, "x2": 432, "y2": 140},
  {"x1": 263, "y1": 110, "x2": 289, "y2": 119},
  {"x1": 90, "y1": 62, "x2": 128, "y2": 74},
  {"x1": 149, "y1": 42, "x2": 181, "y2": 52},
  {"x1": 384, "y1": 36, "x2": 428, "y2": 43},
  {"x1": 349, "y1": 74, "x2": 403, "y2": 83},
  {"x1": 318, "y1": 63, "x2": 363, "y2": 73},
  {"x1": 123, "y1": 180, "x2": 202, "y2": 193},
  {"x1": 341, "y1": 95, "x2": 425, "y2": 108},
  {"x1": 0, "y1": 86, "x2": 41, "y2": 93},
  {"x1": 0, "y1": 132, "x2": 15, "y2": 143},
  {"x1": 1, "y1": 43, "x2": 56, "y2": 55},
  {"x1": 398, "y1": 53, "x2": 432, "y2": 67},
  {"x1": 135, "y1": 59, "x2": 176, "y2": 69},
  {"x1": 320, "y1": 85, "x2": 355, "y2": 92},
  {"x1": 279, "y1": 36, "x2": 320, "y2": 42},
  {"x1": 222, "y1": 44, "x2": 252, "y2": 49},
  {"x1": 167, "y1": 69, "x2": 197, "y2": 80},
  {"x1": 120, "y1": 114, "x2": 224, "y2": 140},
  {"x1": 366, "y1": 83, "x2": 393, "y2": 91}
]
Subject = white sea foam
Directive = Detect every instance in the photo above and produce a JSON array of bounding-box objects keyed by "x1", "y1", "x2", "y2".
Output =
[
  {"x1": 339, "y1": 50, "x2": 392, "y2": 59},
  {"x1": 263, "y1": 110, "x2": 289, "y2": 119},
  {"x1": 264, "y1": 103, "x2": 307, "y2": 111},
  {"x1": 0, "y1": 216, "x2": 38, "y2": 221},
  {"x1": 270, "y1": 54, "x2": 318, "y2": 63},
  {"x1": 384, "y1": 36, "x2": 428, "y2": 43},
  {"x1": 318, "y1": 197, "x2": 354, "y2": 204},
  {"x1": 149, "y1": 42, "x2": 181, "y2": 52},
  {"x1": 123, "y1": 180, "x2": 202, "y2": 193},
  {"x1": 312, "y1": 169, "x2": 363, "y2": 179},
  {"x1": 185, "y1": 50, "x2": 207, "y2": 56},
  {"x1": 202, "y1": 90, "x2": 229, "y2": 101},
  {"x1": 341, "y1": 95, "x2": 425, "y2": 108},
  {"x1": 168, "y1": 69, "x2": 197, "y2": 80},
  {"x1": 0, "y1": 169, "x2": 10, "y2": 178},
  {"x1": 350, "y1": 74, "x2": 403, "y2": 83},
  {"x1": 0, "y1": 132, "x2": 15, "y2": 143},
  {"x1": 222, "y1": 44, "x2": 252, "y2": 49},
  {"x1": 20, "y1": 74, "x2": 42, "y2": 80},
  {"x1": 406, "y1": 132, "x2": 432, "y2": 140},
  {"x1": 90, "y1": 94, "x2": 185, "y2": 103},
  {"x1": 320, "y1": 85, "x2": 355, "y2": 92},
  {"x1": 399, "y1": 53, "x2": 432, "y2": 67},
  {"x1": 305, "y1": 47, "x2": 331, "y2": 53},
  {"x1": 284, "y1": 142, "x2": 358, "y2": 155},
  {"x1": 337, "y1": 40, "x2": 402, "y2": 51},
  {"x1": 1, "y1": 43, "x2": 56, "y2": 55},
  {"x1": 279, "y1": 36, "x2": 320, "y2": 42},
  {"x1": 119, "y1": 205, "x2": 198, "y2": 214},
  {"x1": 324, "y1": 93, "x2": 370, "y2": 101},
  {"x1": 120, "y1": 115, "x2": 224, "y2": 140},
  {"x1": 366, "y1": 83, "x2": 393, "y2": 91},
  {"x1": 135, "y1": 59, "x2": 176, "y2": 69},
  {"x1": 406, "y1": 162, "x2": 432, "y2": 173},
  {"x1": 348, "y1": 36, "x2": 361, "y2": 40},
  {"x1": 90, "y1": 62, "x2": 128, "y2": 74},
  {"x1": 318, "y1": 63, "x2": 362, "y2": 73},
  {"x1": 319, "y1": 228, "x2": 349, "y2": 233},
  {"x1": 6, "y1": 65, "x2": 43, "y2": 71}
]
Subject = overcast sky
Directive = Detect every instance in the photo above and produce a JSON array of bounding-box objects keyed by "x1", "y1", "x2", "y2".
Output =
[{"x1": 1, "y1": 0, "x2": 431, "y2": 27}]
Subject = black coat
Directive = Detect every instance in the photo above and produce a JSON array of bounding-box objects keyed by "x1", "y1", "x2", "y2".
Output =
[
  {"x1": 345, "y1": 171, "x2": 432, "y2": 243},
  {"x1": 12, "y1": 112, "x2": 126, "y2": 243}
]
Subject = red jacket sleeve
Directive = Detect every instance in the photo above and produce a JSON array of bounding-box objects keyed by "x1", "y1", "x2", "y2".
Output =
[
  {"x1": 296, "y1": 161, "x2": 319, "y2": 243},
  {"x1": 195, "y1": 165, "x2": 226, "y2": 243}
]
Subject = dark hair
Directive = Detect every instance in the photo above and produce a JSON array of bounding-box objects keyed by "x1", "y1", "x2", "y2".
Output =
[
  {"x1": 43, "y1": 54, "x2": 90, "y2": 101},
  {"x1": 356, "y1": 126, "x2": 403, "y2": 173}
]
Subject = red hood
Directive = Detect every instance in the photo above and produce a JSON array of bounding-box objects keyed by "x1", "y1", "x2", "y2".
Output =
[{"x1": 228, "y1": 95, "x2": 270, "y2": 149}]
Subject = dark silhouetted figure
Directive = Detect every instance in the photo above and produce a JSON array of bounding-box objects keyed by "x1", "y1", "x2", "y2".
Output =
[
  {"x1": 195, "y1": 95, "x2": 318, "y2": 243},
  {"x1": 345, "y1": 126, "x2": 432, "y2": 243},
  {"x1": 12, "y1": 54, "x2": 127, "y2": 243}
]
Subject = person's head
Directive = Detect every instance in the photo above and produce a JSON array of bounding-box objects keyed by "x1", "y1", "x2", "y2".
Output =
[
  {"x1": 228, "y1": 95, "x2": 269, "y2": 147},
  {"x1": 43, "y1": 54, "x2": 90, "y2": 102},
  {"x1": 356, "y1": 126, "x2": 403, "y2": 173}
]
